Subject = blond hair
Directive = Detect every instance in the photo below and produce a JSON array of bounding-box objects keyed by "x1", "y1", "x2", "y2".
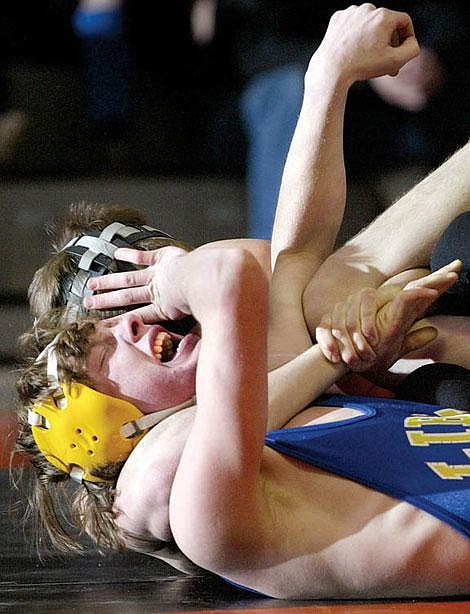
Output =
[
  {"x1": 15, "y1": 315, "x2": 127, "y2": 553},
  {"x1": 15, "y1": 202, "x2": 190, "y2": 554}
]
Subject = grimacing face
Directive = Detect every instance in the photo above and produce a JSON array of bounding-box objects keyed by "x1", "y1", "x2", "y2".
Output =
[{"x1": 86, "y1": 312, "x2": 201, "y2": 414}]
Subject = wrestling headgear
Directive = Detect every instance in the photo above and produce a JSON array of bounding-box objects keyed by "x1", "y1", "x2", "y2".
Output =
[
  {"x1": 62, "y1": 221, "x2": 174, "y2": 312},
  {"x1": 59, "y1": 220, "x2": 196, "y2": 335},
  {"x1": 28, "y1": 336, "x2": 195, "y2": 484}
]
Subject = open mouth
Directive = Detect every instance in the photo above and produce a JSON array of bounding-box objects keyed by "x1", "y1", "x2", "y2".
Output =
[{"x1": 153, "y1": 331, "x2": 180, "y2": 363}]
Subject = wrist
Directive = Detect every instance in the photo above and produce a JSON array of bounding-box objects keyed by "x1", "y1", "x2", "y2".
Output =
[
  {"x1": 305, "y1": 48, "x2": 355, "y2": 94},
  {"x1": 159, "y1": 249, "x2": 192, "y2": 317}
]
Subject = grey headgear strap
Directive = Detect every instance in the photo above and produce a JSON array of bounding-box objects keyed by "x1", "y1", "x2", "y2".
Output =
[{"x1": 62, "y1": 222, "x2": 174, "y2": 309}]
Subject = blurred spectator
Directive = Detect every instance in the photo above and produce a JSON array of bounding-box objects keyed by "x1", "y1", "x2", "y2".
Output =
[
  {"x1": 1, "y1": 0, "x2": 467, "y2": 204},
  {"x1": 72, "y1": 0, "x2": 132, "y2": 143},
  {"x1": 0, "y1": 0, "x2": 218, "y2": 176},
  {"x1": 195, "y1": 0, "x2": 469, "y2": 239}
]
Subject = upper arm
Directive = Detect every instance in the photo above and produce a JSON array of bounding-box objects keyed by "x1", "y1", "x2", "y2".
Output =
[
  {"x1": 169, "y1": 249, "x2": 271, "y2": 568},
  {"x1": 268, "y1": 250, "x2": 322, "y2": 370}
]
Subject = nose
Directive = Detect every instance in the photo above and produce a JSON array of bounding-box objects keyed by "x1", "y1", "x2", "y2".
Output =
[{"x1": 119, "y1": 312, "x2": 146, "y2": 342}]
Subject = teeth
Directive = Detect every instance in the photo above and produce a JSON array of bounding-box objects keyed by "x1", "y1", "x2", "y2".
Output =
[{"x1": 153, "y1": 332, "x2": 175, "y2": 362}]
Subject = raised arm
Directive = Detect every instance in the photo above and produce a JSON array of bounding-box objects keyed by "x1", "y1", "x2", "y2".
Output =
[
  {"x1": 85, "y1": 242, "x2": 271, "y2": 568},
  {"x1": 268, "y1": 4, "x2": 419, "y2": 369}
]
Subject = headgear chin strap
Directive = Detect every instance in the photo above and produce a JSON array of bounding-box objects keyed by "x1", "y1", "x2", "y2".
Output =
[{"x1": 29, "y1": 336, "x2": 195, "y2": 484}]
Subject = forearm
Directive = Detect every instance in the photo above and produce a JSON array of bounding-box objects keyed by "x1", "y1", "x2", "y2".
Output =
[
  {"x1": 268, "y1": 57, "x2": 350, "y2": 369},
  {"x1": 304, "y1": 140, "x2": 470, "y2": 334},
  {"x1": 270, "y1": 5, "x2": 422, "y2": 366},
  {"x1": 267, "y1": 343, "x2": 348, "y2": 431},
  {"x1": 271, "y1": 58, "x2": 349, "y2": 267},
  {"x1": 347, "y1": 140, "x2": 470, "y2": 275}
]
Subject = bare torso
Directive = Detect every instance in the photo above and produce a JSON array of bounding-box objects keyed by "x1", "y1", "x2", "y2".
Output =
[{"x1": 115, "y1": 403, "x2": 470, "y2": 598}]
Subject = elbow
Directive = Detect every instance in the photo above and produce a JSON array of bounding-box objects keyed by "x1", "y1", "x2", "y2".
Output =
[{"x1": 209, "y1": 247, "x2": 269, "y2": 307}]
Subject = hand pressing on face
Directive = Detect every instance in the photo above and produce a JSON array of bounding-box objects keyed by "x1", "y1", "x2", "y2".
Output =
[{"x1": 84, "y1": 246, "x2": 190, "y2": 323}]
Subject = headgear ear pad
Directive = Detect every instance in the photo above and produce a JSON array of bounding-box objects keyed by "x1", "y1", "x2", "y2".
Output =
[{"x1": 30, "y1": 383, "x2": 146, "y2": 483}]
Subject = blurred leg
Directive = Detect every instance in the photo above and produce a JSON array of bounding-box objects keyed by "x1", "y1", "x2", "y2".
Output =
[{"x1": 240, "y1": 64, "x2": 304, "y2": 239}]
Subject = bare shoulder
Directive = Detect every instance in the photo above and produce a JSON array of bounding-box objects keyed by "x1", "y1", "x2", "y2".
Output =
[
  {"x1": 206, "y1": 238, "x2": 271, "y2": 281},
  {"x1": 114, "y1": 410, "x2": 195, "y2": 544}
]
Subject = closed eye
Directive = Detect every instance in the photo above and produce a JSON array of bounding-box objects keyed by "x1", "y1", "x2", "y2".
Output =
[{"x1": 97, "y1": 338, "x2": 116, "y2": 371}]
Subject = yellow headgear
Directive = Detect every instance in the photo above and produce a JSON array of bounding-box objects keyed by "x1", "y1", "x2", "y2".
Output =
[
  {"x1": 29, "y1": 335, "x2": 195, "y2": 484},
  {"x1": 29, "y1": 382, "x2": 147, "y2": 483}
]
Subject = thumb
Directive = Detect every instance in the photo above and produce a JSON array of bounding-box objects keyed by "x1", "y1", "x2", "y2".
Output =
[
  {"x1": 114, "y1": 247, "x2": 157, "y2": 265},
  {"x1": 388, "y1": 36, "x2": 420, "y2": 76},
  {"x1": 400, "y1": 325, "x2": 438, "y2": 356}
]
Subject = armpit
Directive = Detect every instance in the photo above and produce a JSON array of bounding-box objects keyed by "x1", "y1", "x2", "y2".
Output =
[{"x1": 120, "y1": 527, "x2": 203, "y2": 575}]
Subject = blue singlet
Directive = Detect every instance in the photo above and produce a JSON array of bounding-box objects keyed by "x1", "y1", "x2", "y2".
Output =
[{"x1": 265, "y1": 394, "x2": 470, "y2": 539}]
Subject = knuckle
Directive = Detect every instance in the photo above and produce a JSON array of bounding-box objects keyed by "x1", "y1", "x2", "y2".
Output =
[
  {"x1": 123, "y1": 273, "x2": 134, "y2": 286},
  {"x1": 362, "y1": 322, "x2": 376, "y2": 341},
  {"x1": 122, "y1": 289, "x2": 134, "y2": 303},
  {"x1": 344, "y1": 352, "x2": 358, "y2": 367},
  {"x1": 331, "y1": 327, "x2": 343, "y2": 341}
]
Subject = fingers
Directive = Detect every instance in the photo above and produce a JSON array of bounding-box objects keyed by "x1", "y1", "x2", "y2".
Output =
[
  {"x1": 84, "y1": 249, "x2": 163, "y2": 309},
  {"x1": 358, "y1": 288, "x2": 379, "y2": 346},
  {"x1": 382, "y1": 10, "x2": 419, "y2": 75},
  {"x1": 344, "y1": 290, "x2": 377, "y2": 363},
  {"x1": 113, "y1": 247, "x2": 159, "y2": 266},
  {"x1": 136, "y1": 304, "x2": 167, "y2": 324},
  {"x1": 380, "y1": 287, "x2": 439, "y2": 340},
  {"x1": 87, "y1": 267, "x2": 151, "y2": 293},
  {"x1": 404, "y1": 260, "x2": 461, "y2": 294},
  {"x1": 390, "y1": 10, "x2": 415, "y2": 44},
  {"x1": 316, "y1": 314, "x2": 341, "y2": 363},
  {"x1": 316, "y1": 288, "x2": 380, "y2": 368},
  {"x1": 84, "y1": 286, "x2": 152, "y2": 310}
]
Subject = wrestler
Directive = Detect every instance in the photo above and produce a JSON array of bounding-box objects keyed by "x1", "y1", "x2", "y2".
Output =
[
  {"x1": 15, "y1": 4, "x2": 470, "y2": 598},
  {"x1": 18, "y1": 232, "x2": 468, "y2": 599}
]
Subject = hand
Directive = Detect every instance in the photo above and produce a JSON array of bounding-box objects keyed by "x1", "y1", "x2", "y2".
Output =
[
  {"x1": 190, "y1": 0, "x2": 217, "y2": 45},
  {"x1": 316, "y1": 260, "x2": 462, "y2": 372},
  {"x1": 370, "y1": 47, "x2": 445, "y2": 112},
  {"x1": 84, "y1": 246, "x2": 189, "y2": 322},
  {"x1": 312, "y1": 4, "x2": 420, "y2": 86}
]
